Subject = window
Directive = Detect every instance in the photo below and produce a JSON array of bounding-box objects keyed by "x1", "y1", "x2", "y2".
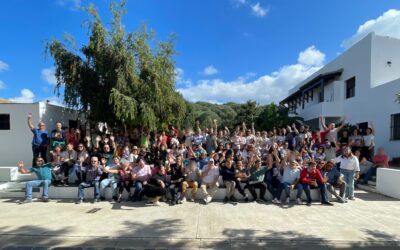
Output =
[
  {"x1": 391, "y1": 113, "x2": 400, "y2": 140},
  {"x1": 346, "y1": 77, "x2": 356, "y2": 99},
  {"x1": 0, "y1": 114, "x2": 10, "y2": 130}
]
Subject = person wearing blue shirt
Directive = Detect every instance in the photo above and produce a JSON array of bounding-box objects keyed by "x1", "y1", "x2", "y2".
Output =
[
  {"x1": 323, "y1": 160, "x2": 347, "y2": 203},
  {"x1": 18, "y1": 157, "x2": 53, "y2": 203},
  {"x1": 27, "y1": 113, "x2": 49, "y2": 166}
]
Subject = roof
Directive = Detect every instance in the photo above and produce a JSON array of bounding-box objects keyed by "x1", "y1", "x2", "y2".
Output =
[
  {"x1": 280, "y1": 68, "x2": 343, "y2": 104},
  {"x1": 0, "y1": 99, "x2": 14, "y2": 104}
]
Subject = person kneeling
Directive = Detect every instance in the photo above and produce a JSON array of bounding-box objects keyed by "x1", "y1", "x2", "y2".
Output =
[{"x1": 323, "y1": 160, "x2": 346, "y2": 203}]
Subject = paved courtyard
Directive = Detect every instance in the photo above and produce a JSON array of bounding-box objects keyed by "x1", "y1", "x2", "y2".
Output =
[{"x1": 0, "y1": 190, "x2": 399, "y2": 249}]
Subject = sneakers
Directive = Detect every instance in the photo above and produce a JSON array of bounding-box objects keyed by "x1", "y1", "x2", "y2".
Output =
[
  {"x1": 348, "y1": 196, "x2": 356, "y2": 201},
  {"x1": 153, "y1": 201, "x2": 161, "y2": 206},
  {"x1": 337, "y1": 197, "x2": 345, "y2": 203},
  {"x1": 93, "y1": 198, "x2": 99, "y2": 203},
  {"x1": 244, "y1": 196, "x2": 249, "y2": 202},
  {"x1": 260, "y1": 197, "x2": 268, "y2": 203},
  {"x1": 296, "y1": 198, "x2": 302, "y2": 205},
  {"x1": 230, "y1": 196, "x2": 237, "y2": 202},
  {"x1": 285, "y1": 197, "x2": 290, "y2": 204},
  {"x1": 272, "y1": 198, "x2": 281, "y2": 204},
  {"x1": 20, "y1": 199, "x2": 32, "y2": 204},
  {"x1": 189, "y1": 198, "x2": 195, "y2": 202},
  {"x1": 306, "y1": 202, "x2": 312, "y2": 206},
  {"x1": 223, "y1": 196, "x2": 229, "y2": 203},
  {"x1": 42, "y1": 197, "x2": 49, "y2": 202},
  {"x1": 322, "y1": 201, "x2": 334, "y2": 206},
  {"x1": 100, "y1": 196, "x2": 106, "y2": 201},
  {"x1": 204, "y1": 195, "x2": 212, "y2": 205},
  {"x1": 76, "y1": 199, "x2": 83, "y2": 204},
  {"x1": 181, "y1": 196, "x2": 187, "y2": 203}
]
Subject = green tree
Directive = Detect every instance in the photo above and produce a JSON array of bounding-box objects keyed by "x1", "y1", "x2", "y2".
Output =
[{"x1": 46, "y1": 1, "x2": 186, "y2": 130}]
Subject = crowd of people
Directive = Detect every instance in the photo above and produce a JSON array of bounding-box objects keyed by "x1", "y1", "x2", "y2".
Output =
[{"x1": 18, "y1": 113, "x2": 390, "y2": 206}]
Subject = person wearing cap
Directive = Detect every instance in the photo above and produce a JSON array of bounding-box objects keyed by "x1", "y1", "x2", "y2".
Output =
[
  {"x1": 99, "y1": 156, "x2": 121, "y2": 201},
  {"x1": 299, "y1": 161, "x2": 333, "y2": 206},
  {"x1": 323, "y1": 160, "x2": 346, "y2": 203},
  {"x1": 18, "y1": 157, "x2": 53, "y2": 203},
  {"x1": 200, "y1": 159, "x2": 220, "y2": 204}
]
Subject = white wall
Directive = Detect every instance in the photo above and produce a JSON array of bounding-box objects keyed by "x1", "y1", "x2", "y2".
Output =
[
  {"x1": 0, "y1": 103, "x2": 84, "y2": 167},
  {"x1": 0, "y1": 103, "x2": 40, "y2": 167}
]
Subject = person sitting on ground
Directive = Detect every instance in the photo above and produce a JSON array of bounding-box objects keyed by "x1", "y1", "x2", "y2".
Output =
[
  {"x1": 200, "y1": 159, "x2": 220, "y2": 205},
  {"x1": 76, "y1": 156, "x2": 103, "y2": 204},
  {"x1": 220, "y1": 159, "x2": 237, "y2": 203},
  {"x1": 181, "y1": 160, "x2": 201, "y2": 202},
  {"x1": 99, "y1": 156, "x2": 120, "y2": 201},
  {"x1": 299, "y1": 161, "x2": 333, "y2": 206},
  {"x1": 131, "y1": 159, "x2": 152, "y2": 202},
  {"x1": 323, "y1": 160, "x2": 346, "y2": 203},
  {"x1": 246, "y1": 157, "x2": 268, "y2": 202},
  {"x1": 275, "y1": 157, "x2": 302, "y2": 205},
  {"x1": 18, "y1": 157, "x2": 53, "y2": 203},
  {"x1": 362, "y1": 147, "x2": 389, "y2": 184}
]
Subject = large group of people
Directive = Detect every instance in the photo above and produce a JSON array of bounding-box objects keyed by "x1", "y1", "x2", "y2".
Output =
[{"x1": 18, "y1": 113, "x2": 390, "y2": 206}]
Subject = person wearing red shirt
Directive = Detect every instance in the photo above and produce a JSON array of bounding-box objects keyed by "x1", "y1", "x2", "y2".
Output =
[
  {"x1": 362, "y1": 147, "x2": 390, "y2": 184},
  {"x1": 299, "y1": 161, "x2": 333, "y2": 206}
]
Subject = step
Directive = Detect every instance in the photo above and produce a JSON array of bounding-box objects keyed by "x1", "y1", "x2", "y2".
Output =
[
  {"x1": 0, "y1": 185, "x2": 327, "y2": 201},
  {"x1": 0, "y1": 167, "x2": 19, "y2": 181}
]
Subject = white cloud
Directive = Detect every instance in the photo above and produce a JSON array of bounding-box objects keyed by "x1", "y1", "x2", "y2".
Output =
[
  {"x1": 0, "y1": 80, "x2": 6, "y2": 90},
  {"x1": 232, "y1": 0, "x2": 246, "y2": 7},
  {"x1": 175, "y1": 67, "x2": 192, "y2": 87},
  {"x1": 41, "y1": 68, "x2": 57, "y2": 85},
  {"x1": 298, "y1": 46, "x2": 325, "y2": 67},
  {"x1": 200, "y1": 65, "x2": 219, "y2": 76},
  {"x1": 178, "y1": 46, "x2": 325, "y2": 104},
  {"x1": 10, "y1": 89, "x2": 35, "y2": 103},
  {"x1": 251, "y1": 2, "x2": 269, "y2": 17},
  {"x1": 0, "y1": 60, "x2": 9, "y2": 72},
  {"x1": 57, "y1": 0, "x2": 81, "y2": 8},
  {"x1": 342, "y1": 9, "x2": 400, "y2": 48}
]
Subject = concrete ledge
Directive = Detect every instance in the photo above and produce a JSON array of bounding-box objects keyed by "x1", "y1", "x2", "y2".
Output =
[
  {"x1": 377, "y1": 168, "x2": 400, "y2": 199},
  {"x1": 0, "y1": 186, "x2": 326, "y2": 201},
  {"x1": 0, "y1": 167, "x2": 18, "y2": 181}
]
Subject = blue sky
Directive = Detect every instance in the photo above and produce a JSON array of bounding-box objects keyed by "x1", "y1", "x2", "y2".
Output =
[{"x1": 1, "y1": 0, "x2": 400, "y2": 105}]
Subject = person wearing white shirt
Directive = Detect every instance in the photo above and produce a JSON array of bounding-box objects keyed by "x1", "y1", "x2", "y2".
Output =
[
  {"x1": 333, "y1": 146, "x2": 360, "y2": 200},
  {"x1": 200, "y1": 159, "x2": 220, "y2": 204},
  {"x1": 363, "y1": 127, "x2": 375, "y2": 161}
]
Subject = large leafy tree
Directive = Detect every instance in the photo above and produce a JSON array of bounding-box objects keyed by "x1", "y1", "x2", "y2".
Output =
[{"x1": 46, "y1": 1, "x2": 186, "y2": 130}]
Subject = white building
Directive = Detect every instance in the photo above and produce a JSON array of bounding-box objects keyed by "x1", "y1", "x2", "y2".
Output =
[
  {"x1": 280, "y1": 33, "x2": 400, "y2": 158},
  {"x1": 0, "y1": 101, "x2": 85, "y2": 166}
]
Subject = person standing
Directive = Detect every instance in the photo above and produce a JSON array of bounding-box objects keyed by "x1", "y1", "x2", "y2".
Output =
[
  {"x1": 27, "y1": 113, "x2": 49, "y2": 166},
  {"x1": 333, "y1": 146, "x2": 360, "y2": 200}
]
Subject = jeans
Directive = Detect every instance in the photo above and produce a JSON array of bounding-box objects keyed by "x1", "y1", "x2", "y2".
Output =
[
  {"x1": 276, "y1": 182, "x2": 302, "y2": 200},
  {"x1": 341, "y1": 169, "x2": 355, "y2": 198},
  {"x1": 326, "y1": 182, "x2": 346, "y2": 200},
  {"x1": 100, "y1": 178, "x2": 118, "y2": 198},
  {"x1": 169, "y1": 181, "x2": 183, "y2": 201},
  {"x1": 245, "y1": 182, "x2": 266, "y2": 200},
  {"x1": 132, "y1": 181, "x2": 144, "y2": 201},
  {"x1": 298, "y1": 181, "x2": 328, "y2": 203},
  {"x1": 235, "y1": 179, "x2": 248, "y2": 197},
  {"x1": 363, "y1": 166, "x2": 377, "y2": 183},
  {"x1": 32, "y1": 145, "x2": 47, "y2": 166},
  {"x1": 25, "y1": 180, "x2": 51, "y2": 200},
  {"x1": 78, "y1": 181, "x2": 100, "y2": 199}
]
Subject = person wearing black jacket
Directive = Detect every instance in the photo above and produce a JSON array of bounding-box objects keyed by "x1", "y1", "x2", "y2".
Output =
[
  {"x1": 220, "y1": 159, "x2": 237, "y2": 202},
  {"x1": 168, "y1": 155, "x2": 185, "y2": 205}
]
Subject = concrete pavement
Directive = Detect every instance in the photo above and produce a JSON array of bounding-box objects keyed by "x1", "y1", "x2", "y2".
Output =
[{"x1": 0, "y1": 190, "x2": 399, "y2": 249}]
